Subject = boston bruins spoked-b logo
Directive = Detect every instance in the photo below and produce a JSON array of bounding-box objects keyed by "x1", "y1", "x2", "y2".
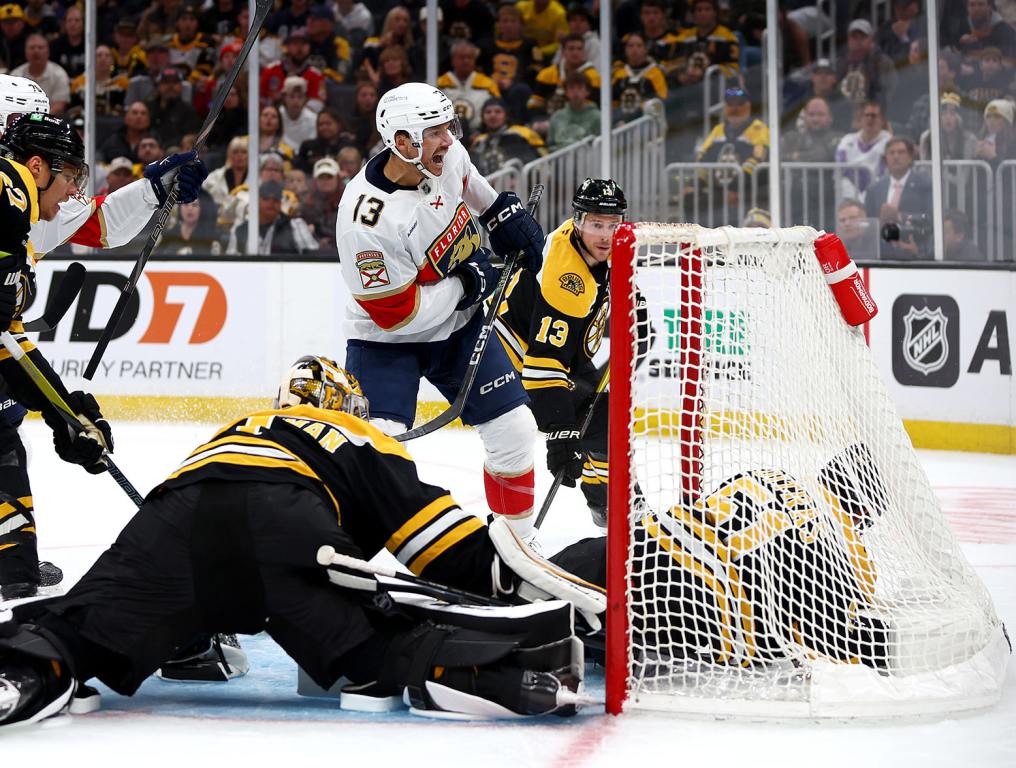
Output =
[
  {"x1": 902, "y1": 306, "x2": 948, "y2": 375},
  {"x1": 892, "y1": 294, "x2": 960, "y2": 388}
]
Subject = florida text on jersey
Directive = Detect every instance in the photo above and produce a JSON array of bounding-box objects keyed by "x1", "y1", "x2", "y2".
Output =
[{"x1": 336, "y1": 140, "x2": 498, "y2": 343}]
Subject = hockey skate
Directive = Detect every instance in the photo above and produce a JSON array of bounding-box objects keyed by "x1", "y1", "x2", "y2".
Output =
[
  {"x1": 0, "y1": 561, "x2": 64, "y2": 603},
  {"x1": 157, "y1": 633, "x2": 249, "y2": 682},
  {"x1": 0, "y1": 622, "x2": 79, "y2": 728}
]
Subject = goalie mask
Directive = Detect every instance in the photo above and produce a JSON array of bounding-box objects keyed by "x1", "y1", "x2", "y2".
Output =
[
  {"x1": 376, "y1": 82, "x2": 463, "y2": 180},
  {"x1": 275, "y1": 356, "x2": 369, "y2": 419}
]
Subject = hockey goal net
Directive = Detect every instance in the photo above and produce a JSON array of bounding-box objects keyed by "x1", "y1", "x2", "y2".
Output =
[{"x1": 606, "y1": 223, "x2": 1009, "y2": 719}]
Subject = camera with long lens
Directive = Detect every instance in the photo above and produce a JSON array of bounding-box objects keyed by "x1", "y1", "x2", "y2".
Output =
[{"x1": 881, "y1": 213, "x2": 931, "y2": 245}]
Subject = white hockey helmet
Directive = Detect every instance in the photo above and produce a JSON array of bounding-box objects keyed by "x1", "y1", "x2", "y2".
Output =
[
  {"x1": 0, "y1": 75, "x2": 50, "y2": 134},
  {"x1": 375, "y1": 82, "x2": 461, "y2": 179}
]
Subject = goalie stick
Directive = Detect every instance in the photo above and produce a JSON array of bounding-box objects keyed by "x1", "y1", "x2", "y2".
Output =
[
  {"x1": 82, "y1": 0, "x2": 274, "y2": 380},
  {"x1": 316, "y1": 546, "x2": 509, "y2": 608},
  {"x1": 22, "y1": 262, "x2": 86, "y2": 333},
  {"x1": 396, "y1": 184, "x2": 544, "y2": 442},
  {"x1": 0, "y1": 331, "x2": 144, "y2": 507},
  {"x1": 534, "y1": 364, "x2": 610, "y2": 530}
]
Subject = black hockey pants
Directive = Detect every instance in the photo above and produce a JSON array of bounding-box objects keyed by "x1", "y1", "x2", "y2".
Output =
[{"x1": 15, "y1": 480, "x2": 401, "y2": 695}]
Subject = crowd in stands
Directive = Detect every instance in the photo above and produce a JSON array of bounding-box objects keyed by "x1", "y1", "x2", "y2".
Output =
[{"x1": 2, "y1": 0, "x2": 1015, "y2": 260}]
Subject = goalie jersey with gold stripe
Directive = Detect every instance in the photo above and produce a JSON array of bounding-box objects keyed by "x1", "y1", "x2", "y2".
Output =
[
  {"x1": 494, "y1": 219, "x2": 608, "y2": 430},
  {"x1": 158, "y1": 404, "x2": 492, "y2": 583},
  {"x1": 633, "y1": 464, "x2": 886, "y2": 670}
]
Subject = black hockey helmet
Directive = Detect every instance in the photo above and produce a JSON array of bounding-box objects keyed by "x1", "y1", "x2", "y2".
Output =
[
  {"x1": 0, "y1": 112, "x2": 87, "y2": 189},
  {"x1": 572, "y1": 178, "x2": 627, "y2": 218}
]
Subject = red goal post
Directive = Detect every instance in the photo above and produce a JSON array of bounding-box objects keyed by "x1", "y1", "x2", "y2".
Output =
[{"x1": 606, "y1": 222, "x2": 1009, "y2": 719}]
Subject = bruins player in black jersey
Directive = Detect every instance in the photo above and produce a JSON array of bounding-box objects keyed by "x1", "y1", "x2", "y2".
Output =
[
  {"x1": 0, "y1": 114, "x2": 114, "y2": 601},
  {"x1": 495, "y1": 179, "x2": 629, "y2": 530},
  {"x1": 0, "y1": 357, "x2": 606, "y2": 726},
  {"x1": 554, "y1": 444, "x2": 893, "y2": 670}
]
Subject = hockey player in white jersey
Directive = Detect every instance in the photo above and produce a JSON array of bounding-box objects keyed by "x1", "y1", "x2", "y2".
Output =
[{"x1": 337, "y1": 82, "x2": 545, "y2": 538}]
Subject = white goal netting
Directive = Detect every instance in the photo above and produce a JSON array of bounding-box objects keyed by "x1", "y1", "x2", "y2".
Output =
[{"x1": 607, "y1": 223, "x2": 1009, "y2": 719}]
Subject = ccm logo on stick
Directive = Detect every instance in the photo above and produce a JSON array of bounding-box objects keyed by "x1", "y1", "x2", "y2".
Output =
[{"x1": 480, "y1": 371, "x2": 517, "y2": 394}]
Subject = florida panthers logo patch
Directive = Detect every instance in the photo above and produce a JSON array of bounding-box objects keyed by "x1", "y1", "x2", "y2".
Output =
[
  {"x1": 356, "y1": 250, "x2": 390, "y2": 288},
  {"x1": 559, "y1": 273, "x2": 585, "y2": 296},
  {"x1": 424, "y1": 203, "x2": 482, "y2": 277}
]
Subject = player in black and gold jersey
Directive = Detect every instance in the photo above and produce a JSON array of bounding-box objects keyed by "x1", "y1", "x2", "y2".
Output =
[
  {"x1": 0, "y1": 113, "x2": 114, "y2": 602},
  {"x1": 0, "y1": 357, "x2": 606, "y2": 724},
  {"x1": 495, "y1": 180, "x2": 629, "y2": 529},
  {"x1": 553, "y1": 444, "x2": 892, "y2": 671}
]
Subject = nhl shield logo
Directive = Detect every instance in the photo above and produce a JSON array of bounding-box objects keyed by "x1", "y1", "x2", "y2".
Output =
[{"x1": 902, "y1": 306, "x2": 948, "y2": 375}]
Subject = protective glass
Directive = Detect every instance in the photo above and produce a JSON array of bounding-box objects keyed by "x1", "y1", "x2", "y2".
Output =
[
  {"x1": 54, "y1": 161, "x2": 89, "y2": 190},
  {"x1": 575, "y1": 212, "x2": 623, "y2": 238}
]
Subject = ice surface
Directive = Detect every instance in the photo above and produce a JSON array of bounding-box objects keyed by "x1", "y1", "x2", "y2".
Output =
[{"x1": 2, "y1": 420, "x2": 1014, "y2": 767}]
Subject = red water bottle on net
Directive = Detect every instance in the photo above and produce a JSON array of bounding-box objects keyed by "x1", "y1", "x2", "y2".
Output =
[{"x1": 814, "y1": 232, "x2": 878, "y2": 326}]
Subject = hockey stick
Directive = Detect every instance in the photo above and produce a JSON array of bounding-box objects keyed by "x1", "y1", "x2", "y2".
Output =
[
  {"x1": 82, "y1": 0, "x2": 275, "y2": 381},
  {"x1": 396, "y1": 184, "x2": 545, "y2": 442},
  {"x1": 22, "y1": 262, "x2": 86, "y2": 332},
  {"x1": 317, "y1": 546, "x2": 509, "y2": 608},
  {"x1": 0, "y1": 331, "x2": 144, "y2": 507},
  {"x1": 534, "y1": 365, "x2": 610, "y2": 530}
]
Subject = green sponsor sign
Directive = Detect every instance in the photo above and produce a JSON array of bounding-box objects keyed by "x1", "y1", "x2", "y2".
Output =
[{"x1": 662, "y1": 308, "x2": 748, "y2": 356}]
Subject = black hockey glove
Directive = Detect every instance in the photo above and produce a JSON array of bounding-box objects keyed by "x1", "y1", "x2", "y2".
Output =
[
  {"x1": 479, "y1": 191, "x2": 544, "y2": 274},
  {"x1": 546, "y1": 426, "x2": 584, "y2": 487},
  {"x1": 452, "y1": 247, "x2": 500, "y2": 311},
  {"x1": 144, "y1": 150, "x2": 210, "y2": 206},
  {"x1": 43, "y1": 391, "x2": 113, "y2": 475},
  {"x1": 0, "y1": 265, "x2": 18, "y2": 333}
]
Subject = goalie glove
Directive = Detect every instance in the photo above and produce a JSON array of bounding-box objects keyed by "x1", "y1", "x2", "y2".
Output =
[
  {"x1": 488, "y1": 517, "x2": 607, "y2": 632},
  {"x1": 42, "y1": 392, "x2": 113, "y2": 475}
]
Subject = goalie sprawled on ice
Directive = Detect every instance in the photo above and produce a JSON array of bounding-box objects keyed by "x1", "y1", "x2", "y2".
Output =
[
  {"x1": 556, "y1": 444, "x2": 894, "y2": 671},
  {"x1": 0, "y1": 357, "x2": 605, "y2": 727}
]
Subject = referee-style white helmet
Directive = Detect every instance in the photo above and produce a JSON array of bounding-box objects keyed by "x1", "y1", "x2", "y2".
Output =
[
  {"x1": 375, "y1": 82, "x2": 461, "y2": 178},
  {"x1": 0, "y1": 75, "x2": 50, "y2": 133}
]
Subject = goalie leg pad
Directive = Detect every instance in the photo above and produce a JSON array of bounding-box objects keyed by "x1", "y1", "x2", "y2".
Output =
[
  {"x1": 372, "y1": 598, "x2": 584, "y2": 718},
  {"x1": 489, "y1": 517, "x2": 607, "y2": 632}
]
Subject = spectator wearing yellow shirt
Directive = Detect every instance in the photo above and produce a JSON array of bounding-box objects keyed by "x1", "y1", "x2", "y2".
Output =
[
  {"x1": 111, "y1": 21, "x2": 148, "y2": 79},
  {"x1": 516, "y1": 0, "x2": 569, "y2": 58},
  {"x1": 612, "y1": 31, "x2": 668, "y2": 119},
  {"x1": 528, "y1": 33, "x2": 600, "y2": 117},
  {"x1": 673, "y1": 0, "x2": 739, "y2": 86}
]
